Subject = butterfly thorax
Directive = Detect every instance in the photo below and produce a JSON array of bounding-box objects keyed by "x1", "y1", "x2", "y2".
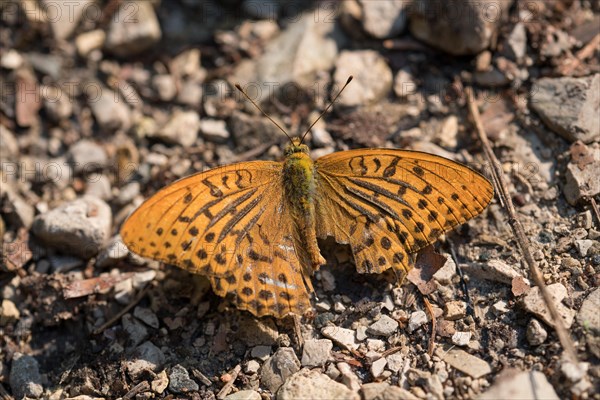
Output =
[
  {"x1": 282, "y1": 141, "x2": 315, "y2": 214},
  {"x1": 282, "y1": 139, "x2": 326, "y2": 269}
]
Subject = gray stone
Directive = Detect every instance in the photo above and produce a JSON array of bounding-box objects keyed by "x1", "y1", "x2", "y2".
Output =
[
  {"x1": 574, "y1": 240, "x2": 595, "y2": 257},
  {"x1": 154, "y1": 110, "x2": 200, "y2": 147},
  {"x1": 503, "y1": 22, "x2": 527, "y2": 62},
  {"x1": 250, "y1": 345, "x2": 272, "y2": 360},
  {"x1": 105, "y1": 1, "x2": 161, "y2": 57},
  {"x1": 577, "y1": 288, "x2": 600, "y2": 334},
  {"x1": 0, "y1": 299, "x2": 20, "y2": 326},
  {"x1": 76, "y1": 30, "x2": 106, "y2": 57},
  {"x1": 9, "y1": 353, "x2": 43, "y2": 398},
  {"x1": 88, "y1": 85, "x2": 132, "y2": 132},
  {"x1": 530, "y1": 74, "x2": 599, "y2": 144},
  {"x1": 0, "y1": 125, "x2": 18, "y2": 162},
  {"x1": 235, "y1": 5, "x2": 345, "y2": 102},
  {"x1": 477, "y1": 369, "x2": 559, "y2": 400},
  {"x1": 225, "y1": 390, "x2": 261, "y2": 400},
  {"x1": 437, "y1": 347, "x2": 491, "y2": 378},
  {"x1": 152, "y1": 74, "x2": 177, "y2": 101},
  {"x1": 408, "y1": 310, "x2": 428, "y2": 332},
  {"x1": 521, "y1": 283, "x2": 576, "y2": 328},
  {"x1": 371, "y1": 357, "x2": 387, "y2": 378},
  {"x1": 333, "y1": 50, "x2": 393, "y2": 107},
  {"x1": 169, "y1": 364, "x2": 199, "y2": 394},
  {"x1": 200, "y1": 119, "x2": 230, "y2": 143},
  {"x1": 367, "y1": 315, "x2": 399, "y2": 337},
  {"x1": 409, "y1": 0, "x2": 512, "y2": 55},
  {"x1": 359, "y1": 0, "x2": 409, "y2": 39},
  {"x1": 321, "y1": 325, "x2": 359, "y2": 351},
  {"x1": 564, "y1": 146, "x2": 600, "y2": 205},
  {"x1": 133, "y1": 306, "x2": 159, "y2": 329},
  {"x1": 362, "y1": 382, "x2": 419, "y2": 400},
  {"x1": 260, "y1": 347, "x2": 300, "y2": 393},
  {"x1": 126, "y1": 341, "x2": 165, "y2": 380},
  {"x1": 85, "y1": 174, "x2": 112, "y2": 201},
  {"x1": 300, "y1": 339, "x2": 333, "y2": 367},
  {"x1": 43, "y1": 0, "x2": 94, "y2": 40},
  {"x1": 277, "y1": 368, "x2": 360, "y2": 400},
  {"x1": 122, "y1": 313, "x2": 148, "y2": 347},
  {"x1": 41, "y1": 85, "x2": 73, "y2": 121},
  {"x1": 96, "y1": 235, "x2": 129, "y2": 268},
  {"x1": 69, "y1": 140, "x2": 108, "y2": 173},
  {"x1": 32, "y1": 196, "x2": 112, "y2": 258}
]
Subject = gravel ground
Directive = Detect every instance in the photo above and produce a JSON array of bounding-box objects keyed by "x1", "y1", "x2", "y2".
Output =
[{"x1": 1, "y1": 1, "x2": 599, "y2": 399}]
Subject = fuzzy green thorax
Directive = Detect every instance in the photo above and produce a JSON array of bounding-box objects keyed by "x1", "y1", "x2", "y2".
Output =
[{"x1": 283, "y1": 138, "x2": 316, "y2": 214}]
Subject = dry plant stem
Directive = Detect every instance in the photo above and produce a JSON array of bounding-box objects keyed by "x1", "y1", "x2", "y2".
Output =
[
  {"x1": 217, "y1": 364, "x2": 242, "y2": 399},
  {"x1": 92, "y1": 284, "x2": 151, "y2": 335},
  {"x1": 589, "y1": 197, "x2": 600, "y2": 229},
  {"x1": 423, "y1": 297, "x2": 437, "y2": 357},
  {"x1": 465, "y1": 87, "x2": 579, "y2": 364},
  {"x1": 293, "y1": 314, "x2": 305, "y2": 349},
  {"x1": 562, "y1": 33, "x2": 600, "y2": 75},
  {"x1": 123, "y1": 381, "x2": 150, "y2": 400}
]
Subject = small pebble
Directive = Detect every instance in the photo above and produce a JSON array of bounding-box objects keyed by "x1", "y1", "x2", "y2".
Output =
[
  {"x1": 408, "y1": 311, "x2": 428, "y2": 332},
  {"x1": 169, "y1": 365, "x2": 199, "y2": 394}
]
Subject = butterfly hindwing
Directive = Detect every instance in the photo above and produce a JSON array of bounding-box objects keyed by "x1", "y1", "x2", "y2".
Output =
[{"x1": 314, "y1": 149, "x2": 493, "y2": 279}]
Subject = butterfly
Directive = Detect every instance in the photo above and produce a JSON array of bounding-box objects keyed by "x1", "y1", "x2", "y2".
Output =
[{"x1": 120, "y1": 78, "x2": 494, "y2": 318}]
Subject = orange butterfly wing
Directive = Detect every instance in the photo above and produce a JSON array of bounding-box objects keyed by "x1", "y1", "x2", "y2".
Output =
[
  {"x1": 120, "y1": 162, "x2": 313, "y2": 317},
  {"x1": 314, "y1": 149, "x2": 493, "y2": 279}
]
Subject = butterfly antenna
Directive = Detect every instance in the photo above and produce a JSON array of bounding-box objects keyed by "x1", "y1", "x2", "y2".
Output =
[
  {"x1": 234, "y1": 83, "x2": 293, "y2": 145},
  {"x1": 299, "y1": 75, "x2": 353, "y2": 145}
]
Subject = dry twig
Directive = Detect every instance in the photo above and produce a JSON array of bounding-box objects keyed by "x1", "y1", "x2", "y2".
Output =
[
  {"x1": 92, "y1": 284, "x2": 152, "y2": 335},
  {"x1": 465, "y1": 86, "x2": 579, "y2": 364},
  {"x1": 423, "y1": 297, "x2": 437, "y2": 357},
  {"x1": 217, "y1": 364, "x2": 241, "y2": 399}
]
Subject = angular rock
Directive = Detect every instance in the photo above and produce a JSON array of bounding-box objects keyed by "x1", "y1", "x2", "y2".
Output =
[
  {"x1": 521, "y1": 283, "x2": 576, "y2": 328},
  {"x1": 122, "y1": 313, "x2": 149, "y2": 347},
  {"x1": 409, "y1": 0, "x2": 512, "y2": 55},
  {"x1": 577, "y1": 288, "x2": 600, "y2": 334},
  {"x1": 321, "y1": 325, "x2": 359, "y2": 351},
  {"x1": 43, "y1": 0, "x2": 94, "y2": 40},
  {"x1": 367, "y1": 315, "x2": 399, "y2": 337},
  {"x1": 359, "y1": 0, "x2": 409, "y2": 39},
  {"x1": 477, "y1": 369, "x2": 559, "y2": 400},
  {"x1": 32, "y1": 196, "x2": 112, "y2": 258},
  {"x1": 154, "y1": 110, "x2": 200, "y2": 147},
  {"x1": 334, "y1": 50, "x2": 393, "y2": 107},
  {"x1": 88, "y1": 85, "x2": 132, "y2": 132},
  {"x1": 260, "y1": 347, "x2": 300, "y2": 393},
  {"x1": 200, "y1": 119, "x2": 230, "y2": 143},
  {"x1": 362, "y1": 382, "x2": 419, "y2": 400},
  {"x1": 564, "y1": 143, "x2": 600, "y2": 205},
  {"x1": 105, "y1": 1, "x2": 161, "y2": 57},
  {"x1": 169, "y1": 364, "x2": 199, "y2": 394},
  {"x1": 437, "y1": 347, "x2": 491, "y2": 378},
  {"x1": 444, "y1": 301, "x2": 467, "y2": 320},
  {"x1": 9, "y1": 353, "x2": 43, "y2": 399},
  {"x1": 69, "y1": 140, "x2": 108, "y2": 173},
  {"x1": 235, "y1": 5, "x2": 345, "y2": 102},
  {"x1": 0, "y1": 299, "x2": 20, "y2": 326},
  {"x1": 96, "y1": 235, "x2": 130, "y2": 268},
  {"x1": 126, "y1": 341, "x2": 165, "y2": 380},
  {"x1": 277, "y1": 369, "x2": 359, "y2": 400},
  {"x1": 371, "y1": 357, "x2": 387, "y2": 378},
  {"x1": 408, "y1": 310, "x2": 428, "y2": 332},
  {"x1": 530, "y1": 74, "x2": 599, "y2": 144},
  {"x1": 133, "y1": 306, "x2": 159, "y2": 329},
  {"x1": 225, "y1": 390, "x2": 261, "y2": 400},
  {"x1": 76, "y1": 30, "x2": 106, "y2": 57},
  {"x1": 301, "y1": 339, "x2": 333, "y2": 367}
]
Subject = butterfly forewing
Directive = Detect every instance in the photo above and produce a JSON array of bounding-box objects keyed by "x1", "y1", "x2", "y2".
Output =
[
  {"x1": 314, "y1": 149, "x2": 493, "y2": 279},
  {"x1": 120, "y1": 161, "x2": 313, "y2": 317}
]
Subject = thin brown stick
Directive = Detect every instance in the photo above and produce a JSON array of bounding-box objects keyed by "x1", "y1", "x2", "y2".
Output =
[
  {"x1": 216, "y1": 364, "x2": 241, "y2": 399},
  {"x1": 465, "y1": 87, "x2": 579, "y2": 364},
  {"x1": 562, "y1": 33, "x2": 600, "y2": 75},
  {"x1": 589, "y1": 197, "x2": 600, "y2": 229},
  {"x1": 293, "y1": 314, "x2": 305, "y2": 350},
  {"x1": 423, "y1": 297, "x2": 437, "y2": 357},
  {"x1": 92, "y1": 284, "x2": 151, "y2": 335},
  {"x1": 123, "y1": 381, "x2": 150, "y2": 400}
]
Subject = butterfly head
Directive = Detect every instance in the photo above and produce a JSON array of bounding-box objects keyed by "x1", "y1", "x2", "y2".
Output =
[{"x1": 284, "y1": 138, "x2": 310, "y2": 157}]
